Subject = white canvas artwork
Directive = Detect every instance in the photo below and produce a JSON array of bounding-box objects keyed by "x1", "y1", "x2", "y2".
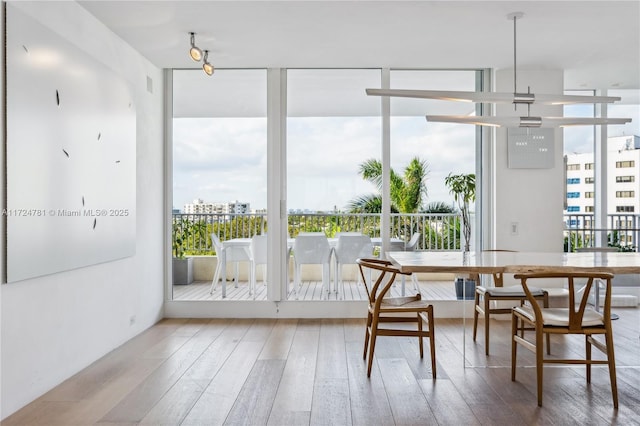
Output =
[{"x1": 5, "y1": 5, "x2": 136, "y2": 282}]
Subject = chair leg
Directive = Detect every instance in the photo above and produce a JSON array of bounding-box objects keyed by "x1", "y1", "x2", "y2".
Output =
[
  {"x1": 363, "y1": 313, "x2": 372, "y2": 360},
  {"x1": 511, "y1": 312, "x2": 518, "y2": 381},
  {"x1": 249, "y1": 260, "x2": 255, "y2": 297},
  {"x1": 586, "y1": 334, "x2": 592, "y2": 383},
  {"x1": 322, "y1": 263, "x2": 330, "y2": 300},
  {"x1": 411, "y1": 274, "x2": 421, "y2": 294},
  {"x1": 605, "y1": 330, "x2": 619, "y2": 409},
  {"x1": 210, "y1": 263, "x2": 221, "y2": 294},
  {"x1": 428, "y1": 308, "x2": 436, "y2": 379},
  {"x1": 294, "y1": 264, "x2": 301, "y2": 300},
  {"x1": 543, "y1": 293, "x2": 551, "y2": 355},
  {"x1": 367, "y1": 317, "x2": 379, "y2": 377},
  {"x1": 484, "y1": 295, "x2": 491, "y2": 355},
  {"x1": 535, "y1": 328, "x2": 544, "y2": 407},
  {"x1": 417, "y1": 312, "x2": 424, "y2": 358},
  {"x1": 472, "y1": 291, "x2": 480, "y2": 342}
]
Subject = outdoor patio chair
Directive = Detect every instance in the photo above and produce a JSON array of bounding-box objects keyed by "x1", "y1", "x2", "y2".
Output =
[
  {"x1": 209, "y1": 233, "x2": 251, "y2": 295},
  {"x1": 292, "y1": 234, "x2": 333, "y2": 300},
  {"x1": 333, "y1": 234, "x2": 374, "y2": 299},
  {"x1": 249, "y1": 234, "x2": 268, "y2": 299},
  {"x1": 392, "y1": 232, "x2": 421, "y2": 295}
]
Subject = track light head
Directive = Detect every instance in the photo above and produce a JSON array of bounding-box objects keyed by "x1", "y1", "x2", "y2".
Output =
[
  {"x1": 189, "y1": 32, "x2": 203, "y2": 62},
  {"x1": 202, "y1": 50, "x2": 214, "y2": 76}
]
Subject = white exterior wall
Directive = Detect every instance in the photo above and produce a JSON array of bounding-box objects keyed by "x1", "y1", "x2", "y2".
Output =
[{"x1": 1, "y1": 2, "x2": 164, "y2": 419}]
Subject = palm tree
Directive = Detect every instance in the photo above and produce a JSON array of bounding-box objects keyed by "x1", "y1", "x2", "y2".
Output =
[
  {"x1": 422, "y1": 201, "x2": 456, "y2": 214},
  {"x1": 347, "y1": 157, "x2": 428, "y2": 213}
]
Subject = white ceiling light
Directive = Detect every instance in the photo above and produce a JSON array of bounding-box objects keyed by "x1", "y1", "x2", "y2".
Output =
[{"x1": 366, "y1": 12, "x2": 632, "y2": 128}]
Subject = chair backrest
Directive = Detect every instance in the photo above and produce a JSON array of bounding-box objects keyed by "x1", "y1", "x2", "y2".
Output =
[
  {"x1": 211, "y1": 233, "x2": 249, "y2": 261},
  {"x1": 293, "y1": 234, "x2": 332, "y2": 264},
  {"x1": 250, "y1": 234, "x2": 268, "y2": 264},
  {"x1": 210, "y1": 233, "x2": 223, "y2": 253},
  {"x1": 405, "y1": 232, "x2": 421, "y2": 251},
  {"x1": 357, "y1": 258, "x2": 412, "y2": 304},
  {"x1": 335, "y1": 235, "x2": 373, "y2": 264},
  {"x1": 335, "y1": 232, "x2": 362, "y2": 238},
  {"x1": 514, "y1": 271, "x2": 614, "y2": 332}
]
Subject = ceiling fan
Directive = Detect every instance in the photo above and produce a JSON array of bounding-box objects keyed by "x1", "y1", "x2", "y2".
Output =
[{"x1": 366, "y1": 12, "x2": 632, "y2": 128}]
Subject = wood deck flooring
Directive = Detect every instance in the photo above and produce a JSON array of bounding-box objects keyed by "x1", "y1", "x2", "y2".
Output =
[
  {"x1": 4, "y1": 311, "x2": 639, "y2": 425},
  {"x1": 173, "y1": 279, "x2": 459, "y2": 301}
]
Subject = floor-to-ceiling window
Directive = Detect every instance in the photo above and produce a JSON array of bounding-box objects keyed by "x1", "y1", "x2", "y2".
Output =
[
  {"x1": 168, "y1": 67, "x2": 485, "y2": 306},
  {"x1": 286, "y1": 69, "x2": 382, "y2": 300},
  {"x1": 563, "y1": 89, "x2": 640, "y2": 251},
  {"x1": 389, "y1": 70, "x2": 480, "y2": 251},
  {"x1": 171, "y1": 69, "x2": 267, "y2": 300}
]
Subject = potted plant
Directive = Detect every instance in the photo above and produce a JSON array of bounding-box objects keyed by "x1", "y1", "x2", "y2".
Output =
[
  {"x1": 445, "y1": 173, "x2": 475, "y2": 252},
  {"x1": 172, "y1": 217, "x2": 194, "y2": 285},
  {"x1": 445, "y1": 173, "x2": 476, "y2": 299}
]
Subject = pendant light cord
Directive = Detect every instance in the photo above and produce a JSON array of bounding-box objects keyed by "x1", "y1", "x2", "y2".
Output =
[{"x1": 513, "y1": 14, "x2": 517, "y2": 96}]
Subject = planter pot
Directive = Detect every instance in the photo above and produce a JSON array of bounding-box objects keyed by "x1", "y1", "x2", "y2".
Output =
[
  {"x1": 173, "y1": 257, "x2": 194, "y2": 285},
  {"x1": 455, "y1": 278, "x2": 475, "y2": 300}
]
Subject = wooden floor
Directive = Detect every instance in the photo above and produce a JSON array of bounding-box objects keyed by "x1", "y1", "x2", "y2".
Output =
[
  {"x1": 173, "y1": 279, "x2": 459, "y2": 301},
  {"x1": 5, "y1": 311, "x2": 640, "y2": 425}
]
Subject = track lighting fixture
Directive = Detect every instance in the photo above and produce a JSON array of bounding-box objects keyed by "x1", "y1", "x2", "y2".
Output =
[
  {"x1": 188, "y1": 32, "x2": 203, "y2": 62},
  {"x1": 202, "y1": 50, "x2": 214, "y2": 76}
]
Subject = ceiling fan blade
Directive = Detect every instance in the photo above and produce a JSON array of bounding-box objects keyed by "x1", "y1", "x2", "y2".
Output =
[{"x1": 367, "y1": 88, "x2": 622, "y2": 105}]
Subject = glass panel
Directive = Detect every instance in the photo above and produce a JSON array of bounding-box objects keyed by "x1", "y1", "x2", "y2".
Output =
[
  {"x1": 172, "y1": 69, "x2": 267, "y2": 300},
  {"x1": 607, "y1": 89, "x2": 640, "y2": 251},
  {"x1": 390, "y1": 70, "x2": 477, "y2": 250},
  {"x1": 563, "y1": 89, "x2": 640, "y2": 252},
  {"x1": 287, "y1": 69, "x2": 381, "y2": 300},
  {"x1": 389, "y1": 70, "x2": 478, "y2": 302}
]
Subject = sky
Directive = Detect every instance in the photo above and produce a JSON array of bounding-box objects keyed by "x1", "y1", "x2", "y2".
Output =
[{"x1": 173, "y1": 116, "x2": 477, "y2": 212}]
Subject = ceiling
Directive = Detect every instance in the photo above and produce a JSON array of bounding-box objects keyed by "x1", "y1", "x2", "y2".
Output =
[{"x1": 79, "y1": 1, "x2": 640, "y2": 92}]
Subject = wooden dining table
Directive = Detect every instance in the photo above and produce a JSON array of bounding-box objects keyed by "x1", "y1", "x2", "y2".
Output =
[
  {"x1": 387, "y1": 250, "x2": 640, "y2": 366},
  {"x1": 386, "y1": 250, "x2": 640, "y2": 275}
]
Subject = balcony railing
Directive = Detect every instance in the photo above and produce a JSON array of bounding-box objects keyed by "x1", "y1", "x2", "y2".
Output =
[
  {"x1": 564, "y1": 213, "x2": 639, "y2": 252},
  {"x1": 173, "y1": 212, "x2": 640, "y2": 255},
  {"x1": 172, "y1": 212, "x2": 463, "y2": 255}
]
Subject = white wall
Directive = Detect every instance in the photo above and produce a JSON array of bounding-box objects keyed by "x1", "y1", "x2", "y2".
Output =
[
  {"x1": 492, "y1": 69, "x2": 565, "y2": 252},
  {"x1": 1, "y1": 2, "x2": 164, "y2": 419}
]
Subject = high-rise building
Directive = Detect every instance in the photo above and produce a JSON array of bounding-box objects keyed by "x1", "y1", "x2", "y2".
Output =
[
  {"x1": 565, "y1": 135, "x2": 640, "y2": 216},
  {"x1": 183, "y1": 199, "x2": 251, "y2": 216},
  {"x1": 565, "y1": 136, "x2": 639, "y2": 247}
]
